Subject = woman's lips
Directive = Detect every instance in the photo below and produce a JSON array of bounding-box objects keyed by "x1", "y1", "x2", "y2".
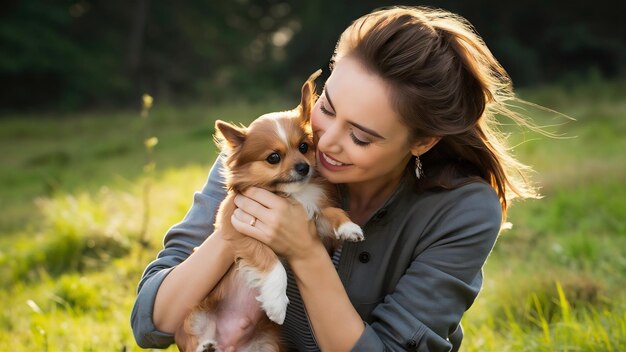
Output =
[{"x1": 319, "y1": 152, "x2": 350, "y2": 170}]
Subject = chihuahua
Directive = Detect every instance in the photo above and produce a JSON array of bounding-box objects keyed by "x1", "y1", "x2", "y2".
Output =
[{"x1": 182, "y1": 70, "x2": 364, "y2": 352}]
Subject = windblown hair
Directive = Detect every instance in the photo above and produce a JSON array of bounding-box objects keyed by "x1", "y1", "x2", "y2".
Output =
[{"x1": 332, "y1": 6, "x2": 541, "y2": 219}]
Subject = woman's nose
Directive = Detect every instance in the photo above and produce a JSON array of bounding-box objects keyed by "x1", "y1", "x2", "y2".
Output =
[{"x1": 317, "y1": 122, "x2": 342, "y2": 154}]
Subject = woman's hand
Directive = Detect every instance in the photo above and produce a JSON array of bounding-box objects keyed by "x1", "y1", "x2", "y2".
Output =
[{"x1": 231, "y1": 187, "x2": 322, "y2": 261}]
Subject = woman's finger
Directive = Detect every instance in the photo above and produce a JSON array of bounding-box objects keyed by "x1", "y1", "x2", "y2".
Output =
[
  {"x1": 242, "y1": 187, "x2": 283, "y2": 209},
  {"x1": 230, "y1": 210, "x2": 269, "y2": 239},
  {"x1": 233, "y1": 193, "x2": 272, "y2": 223},
  {"x1": 233, "y1": 208, "x2": 257, "y2": 228}
]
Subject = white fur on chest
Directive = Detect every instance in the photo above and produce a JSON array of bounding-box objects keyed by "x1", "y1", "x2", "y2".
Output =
[{"x1": 287, "y1": 183, "x2": 325, "y2": 219}]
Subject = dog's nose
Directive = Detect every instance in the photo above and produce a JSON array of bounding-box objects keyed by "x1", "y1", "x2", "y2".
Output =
[{"x1": 295, "y1": 163, "x2": 310, "y2": 176}]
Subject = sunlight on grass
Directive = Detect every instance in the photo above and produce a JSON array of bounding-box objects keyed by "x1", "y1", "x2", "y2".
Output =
[
  {"x1": 1, "y1": 81, "x2": 625, "y2": 351},
  {"x1": 463, "y1": 278, "x2": 626, "y2": 351},
  {"x1": 0, "y1": 165, "x2": 208, "y2": 351}
]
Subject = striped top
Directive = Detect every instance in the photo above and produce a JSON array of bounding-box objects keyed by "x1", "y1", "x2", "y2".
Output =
[{"x1": 280, "y1": 246, "x2": 343, "y2": 351}]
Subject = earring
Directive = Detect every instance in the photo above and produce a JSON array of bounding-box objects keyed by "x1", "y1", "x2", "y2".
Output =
[{"x1": 415, "y1": 156, "x2": 424, "y2": 179}]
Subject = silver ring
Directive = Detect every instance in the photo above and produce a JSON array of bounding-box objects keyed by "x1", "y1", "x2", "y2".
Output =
[{"x1": 249, "y1": 217, "x2": 257, "y2": 227}]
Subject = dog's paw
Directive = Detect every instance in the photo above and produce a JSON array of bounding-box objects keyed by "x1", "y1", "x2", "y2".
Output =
[
  {"x1": 335, "y1": 222, "x2": 364, "y2": 242},
  {"x1": 257, "y1": 262, "x2": 289, "y2": 324},
  {"x1": 197, "y1": 340, "x2": 218, "y2": 352}
]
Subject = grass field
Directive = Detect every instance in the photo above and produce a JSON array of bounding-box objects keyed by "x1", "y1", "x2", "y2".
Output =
[{"x1": 1, "y1": 79, "x2": 625, "y2": 351}]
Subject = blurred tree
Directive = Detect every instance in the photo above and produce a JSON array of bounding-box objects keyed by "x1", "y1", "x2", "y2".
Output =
[
  {"x1": 0, "y1": 0, "x2": 624, "y2": 112},
  {"x1": 282, "y1": 0, "x2": 626, "y2": 90}
]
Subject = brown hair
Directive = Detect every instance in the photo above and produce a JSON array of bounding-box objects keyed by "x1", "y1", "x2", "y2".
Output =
[{"x1": 332, "y1": 6, "x2": 541, "y2": 219}]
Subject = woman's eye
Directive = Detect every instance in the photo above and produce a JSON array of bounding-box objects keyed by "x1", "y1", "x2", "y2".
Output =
[
  {"x1": 350, "y1": 133, "x2": 370, "y2": 147},
  {"x1": 299, "y1": 142, "x2": 309, "y2": 154},
  {"x1": 319, "y1": 96, "x2": 334, "y2": 116},
  {"x1": 266, "y1": 152, "x2": 281, "y2": 164},
  {"x1": 319, "y1": 104, "x2": 333, "y2": 115}
]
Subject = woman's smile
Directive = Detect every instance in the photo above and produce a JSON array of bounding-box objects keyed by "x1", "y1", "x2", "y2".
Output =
[{"x1": 318, "y1": 151, "x2": 351, "y2": 171}]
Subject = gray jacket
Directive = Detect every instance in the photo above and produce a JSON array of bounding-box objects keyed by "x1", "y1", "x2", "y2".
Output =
[{"x1": 131, "y1": 155, "x2": 501, "y2": 351}]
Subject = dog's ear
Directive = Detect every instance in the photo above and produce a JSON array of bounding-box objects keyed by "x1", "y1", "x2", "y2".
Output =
[
  {"x1": 215, "y1": 120, "x2": 246, "y2": 150},
  {"x1": 299, "y1": 69, "x2": 322, "y2": 124}
]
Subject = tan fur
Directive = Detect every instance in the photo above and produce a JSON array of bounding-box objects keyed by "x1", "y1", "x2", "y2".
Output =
[{"x1": 182, "y1": 70, "x2": 363, "y2": 352}]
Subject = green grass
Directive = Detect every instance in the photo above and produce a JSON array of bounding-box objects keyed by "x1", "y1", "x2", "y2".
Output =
[
  {"x1": 461, "y1": 80, "x2": 626, "y2": 351},
  {"x1": 1, "y1": 80, "x2": 625, "y2": 351}
]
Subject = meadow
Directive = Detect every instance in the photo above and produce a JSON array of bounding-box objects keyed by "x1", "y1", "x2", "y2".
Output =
[{"x1": 0, "y1": 79, "x2": 624, "y2": 351}]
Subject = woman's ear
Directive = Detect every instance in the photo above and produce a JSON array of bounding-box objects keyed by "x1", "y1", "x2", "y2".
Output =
[{"x1": 410, "y1": 136, "x2": 440, "y2": 157}]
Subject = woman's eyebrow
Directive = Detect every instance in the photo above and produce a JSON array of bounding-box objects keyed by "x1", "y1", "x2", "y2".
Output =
[
  {"x1": 325, "y1": 86, "x2": 385, "y2": 140},
  {"x1": 349, "y1": 121, "x2": 385, "y2": 140}
]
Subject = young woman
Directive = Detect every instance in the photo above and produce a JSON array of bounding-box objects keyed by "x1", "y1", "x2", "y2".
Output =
[{"x1": 132, "y1": 6, "x2": 540, "y2": 351}]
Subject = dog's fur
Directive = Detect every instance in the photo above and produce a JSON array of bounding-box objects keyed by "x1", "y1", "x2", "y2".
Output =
[{"x1": 181, "y1": 70, "x2": 364, "y2": 352}]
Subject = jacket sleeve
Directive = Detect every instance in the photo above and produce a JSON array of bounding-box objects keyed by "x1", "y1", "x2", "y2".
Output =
[
  {"x1": 351, "y1": 183, "x2": 502, "y2": 352},
  {"x1": 130, "y1": 154, "x2": 227, "y2": 348}
]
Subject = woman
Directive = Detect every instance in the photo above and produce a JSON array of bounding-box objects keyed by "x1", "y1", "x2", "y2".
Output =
[{"x1": 132, "y1": 6, "x2": 540, "y2": 351}]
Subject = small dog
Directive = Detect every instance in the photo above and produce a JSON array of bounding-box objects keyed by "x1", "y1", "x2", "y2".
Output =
[{"x1": 182, "y1": 70, "x2": 364, "y2": 352}]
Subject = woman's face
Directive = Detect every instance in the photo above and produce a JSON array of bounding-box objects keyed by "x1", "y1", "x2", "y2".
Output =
[{"x1": 311, "y1": 56, "x2": 415, "y2": 186}]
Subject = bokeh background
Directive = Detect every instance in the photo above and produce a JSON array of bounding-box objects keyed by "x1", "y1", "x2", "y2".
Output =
[
  {"x1": 2, "y1": 0, "x2": 625, "y2": 111},
  {"x1": 1, "y1": 1, "x2": 624, "y2": 351}
]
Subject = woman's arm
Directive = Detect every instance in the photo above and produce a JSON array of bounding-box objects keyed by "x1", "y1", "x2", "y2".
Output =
[
  {"x1": 289, "y1": 244, "x2": 365, "y2": 351},
  {"x1": 153, "y1": 229, "x2": 234, "y2": 332},
  {"x1": 131, "y1": 155, "x2": 229, "y2": 348}
]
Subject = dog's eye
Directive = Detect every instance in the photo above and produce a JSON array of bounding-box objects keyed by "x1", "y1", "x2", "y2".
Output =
[
  {"x1": 266, "y1": 152, "x2": 281, "y2": 164},
  {"x1": 299, "y1": 142, "x2": 308, "y2": 154}
]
